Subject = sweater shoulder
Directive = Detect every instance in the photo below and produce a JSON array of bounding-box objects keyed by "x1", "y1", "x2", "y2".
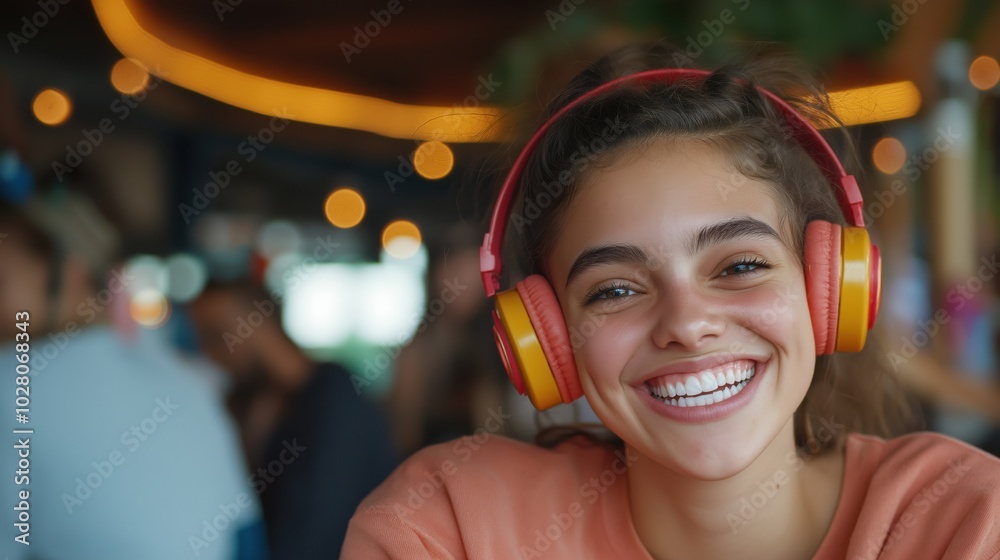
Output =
[
  {"x1": 847, "y1": 431, "x2": 1000, "y2": 496},
  {"x1": 840, "y1": 432, "x2": 1000, "y2": 558},
  {"x1": 356, "y1": 433, "x2": 621, "y2": 514},
  {"x1": 849, "y1": 431, "x2": 1000, "y2": 476},
  {"x1": 345, "y1": 434, "x2": 636, "y2": 558}
]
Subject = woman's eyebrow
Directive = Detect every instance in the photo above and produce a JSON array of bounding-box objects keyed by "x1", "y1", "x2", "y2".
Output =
[
  {"x1": 689, "y1": 217, "x2": 782, "y2": 254},
  {"x1": 566, "y1": 244, "x2": 650, "y2": 288},
  {"x1": 564, "y1": 218, "x2": 781, "y2": 288}
]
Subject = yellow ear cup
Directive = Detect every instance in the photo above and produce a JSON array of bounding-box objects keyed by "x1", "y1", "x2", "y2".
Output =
[
  {"x1": 494, "y1": 289, "x2": 563, "y2": 410},
  {"x1": 836, "y1": 227, "x2": 872, "y2": 352}
]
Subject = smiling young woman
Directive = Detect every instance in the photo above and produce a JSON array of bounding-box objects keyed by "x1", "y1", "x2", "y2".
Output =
[{"x1": 341, "y1": 43, "x2": 1000, "y2": 560}]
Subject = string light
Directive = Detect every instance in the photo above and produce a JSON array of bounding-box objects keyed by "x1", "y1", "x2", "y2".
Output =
[
  {"x1": 414, "y1": 140, "x2": 454, "y2": 180},
  {"x1": 32, "y1": 88, "x2": 71, "y2": 126},
  {"x1": 111, "y1": 57, "x2": 151, "y2": 94},
  {"x1": 969, "y1": 56, "x2": 1000, "y2": 91},
  {"x1": 382, "y1": 220, "x2": 422, "y2": 259},
  {"x1": 324, "y1": 188, "x2": 365, "y2": 228},
  {"x1": 872, "y1": 137, "x2": 906, "y2": 175}
]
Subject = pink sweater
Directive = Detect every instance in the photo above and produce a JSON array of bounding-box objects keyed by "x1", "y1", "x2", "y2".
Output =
[{"x1": 342, "y1": 432, "x2": 1000, "y2": 559}]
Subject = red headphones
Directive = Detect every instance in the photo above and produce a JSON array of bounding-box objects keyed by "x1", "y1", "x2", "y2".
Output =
[{"x1": 480, "y1": 68, "x2": 882, "y2": 410}]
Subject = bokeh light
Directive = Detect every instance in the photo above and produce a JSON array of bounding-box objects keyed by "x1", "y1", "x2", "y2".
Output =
[
  {"x1": 257, "y1": 220, "x2": 303, "y2": 259},
  {"x1": 969, "y1": 56, "x2": 1000, "y2": 91},
  {"x1": 382, "y1": 220, "x2": 422, "y2": 259},
  {"x1": 355, "y1": 264, "x2": 425, "y2": 345},
  {"x1": 123, "y1": 255, "x2": 167, "y2": 296},
  {"x1": 413, "y1": 140, "x2": 454, "y2": 180},
  {"x1": 32, "y1": 88, "x2": 72, "y2": 126},
  {"x1": 324, "y1": 188, "x2": 365, "y2": 228},
  {"x1": 283, "y1": 265, "x2": 353, "y2": 347},
  {"x1": 129, "y1": 289, "x2": 171, "y2": 328},
  {"x1": 111, "y1": 57, "x2": 151, "y2": 95},
  {"x1": 164, "y1": 254, "x2": 207, "y2": 303},
  {"x1": 872, "y1": 137, "x2": 906, "y2": 175}
]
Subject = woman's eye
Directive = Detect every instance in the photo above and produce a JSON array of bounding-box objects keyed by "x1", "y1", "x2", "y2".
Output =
[
  {"x1": 585, "y1": 283, "x2": 636, "y2": 305},
  {"x1": 720, "y1": 257, "x2": 770, "y2": 277}
]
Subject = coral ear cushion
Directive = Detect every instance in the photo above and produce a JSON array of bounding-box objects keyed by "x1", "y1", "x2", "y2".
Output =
[
  {"x1": 516, "y1": 275, "x2": 582, "y2": 402},
  {"x1": 803, "y1": 221, "x2": 842, "y2": 355}
]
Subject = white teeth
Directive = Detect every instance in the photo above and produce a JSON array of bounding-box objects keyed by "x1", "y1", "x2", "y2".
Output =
[
  {"x1": 700, "y1": 371, "x2": 718, "y2": 392},
  {"x1": 685, "y1": 376, "x2": 702, "y2": 396},
  {"x1": 646, "y1": 362, "x2": 758, "y2": 402},
  {"x1": 648, "y1": 362, "x2": 758, "y2": 407}
]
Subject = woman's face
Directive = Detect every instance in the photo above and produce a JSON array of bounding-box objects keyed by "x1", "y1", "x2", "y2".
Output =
[{"x1": 546, "y1": 139, "x2": 816, "y2": 480}]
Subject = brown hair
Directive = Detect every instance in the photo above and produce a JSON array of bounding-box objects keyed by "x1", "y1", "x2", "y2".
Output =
[{"x1": 498, "y1": 42, "x2": 921, "y2": 457}]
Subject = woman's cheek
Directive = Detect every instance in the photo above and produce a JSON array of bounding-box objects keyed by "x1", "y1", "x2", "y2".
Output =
[
  {"x1": 573, "y1": 312, "x2": 640, "y2": 389},
  {"x1": 730, "y1": 281, "x2": 813, "y2": 351},
  {"x1": 577, "y1": 329, "x2": 624, "y2": 389}
]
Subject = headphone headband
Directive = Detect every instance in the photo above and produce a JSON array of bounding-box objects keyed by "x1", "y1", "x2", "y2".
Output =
[{"x1": 480, "y1": 68, "x2": 866, "y2": 297}]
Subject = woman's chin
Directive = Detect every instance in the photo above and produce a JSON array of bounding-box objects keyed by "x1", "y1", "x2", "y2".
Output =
[{"x1": 630, "y1": 428, "x2": 771, "y2": 481}]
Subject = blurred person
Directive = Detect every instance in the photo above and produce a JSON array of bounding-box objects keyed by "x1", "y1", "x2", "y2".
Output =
[
  {"x1": 188, "y1": 281, "x2": 397, "y2": 560},
  {"x1": 0, "y1": 191, "x2": 265, "y2": 559},
  {"x1": 876, "y1": 229, "x2": 1000, "y2": 453},
  {"x1": 387, "y1": 227, "x2": 511, "y2": 456}
]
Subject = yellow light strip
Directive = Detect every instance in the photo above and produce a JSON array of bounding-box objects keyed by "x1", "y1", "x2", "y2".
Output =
[
  {"x1": 91, "y1": 0, "x2": 505, "y2": 142},
  {"x1": 93, "y1": 0, "x2": 919, "y2": 141},
  {"x1": 827, "y1": 81, "x2": 921, "y2": 127}
]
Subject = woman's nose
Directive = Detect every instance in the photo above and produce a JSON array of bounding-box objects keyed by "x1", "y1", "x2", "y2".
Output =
[{"x1": 650, "y1": 283, "x2": 726, "y2": 351}]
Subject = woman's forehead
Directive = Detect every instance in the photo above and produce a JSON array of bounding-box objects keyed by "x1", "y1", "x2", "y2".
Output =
[{"x1": 551, "y1": 141, "x2": 789, "y2": 258}]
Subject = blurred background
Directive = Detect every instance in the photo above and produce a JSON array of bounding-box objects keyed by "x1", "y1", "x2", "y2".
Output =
[{"x1": 0, "y1": 0, "x2": 998, "y2": 558}]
